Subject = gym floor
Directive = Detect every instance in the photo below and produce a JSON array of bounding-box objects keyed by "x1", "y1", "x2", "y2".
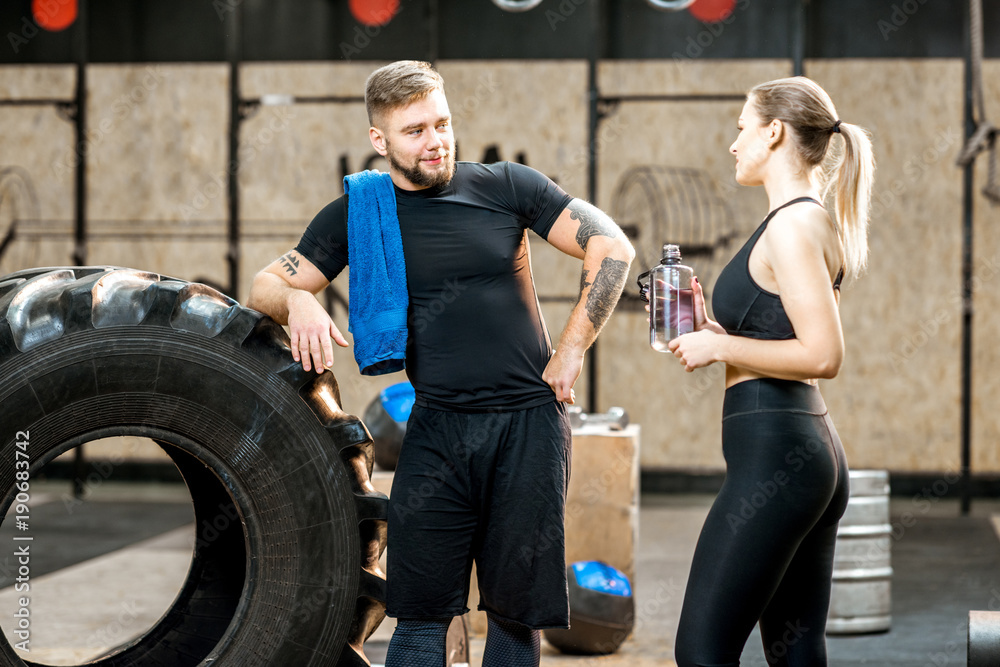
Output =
[{"x1": 3, "y1": 481, "x2": 999, "y2": 667}]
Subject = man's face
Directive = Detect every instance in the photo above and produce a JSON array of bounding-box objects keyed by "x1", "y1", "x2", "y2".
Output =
[{"x1": 372, "y1": 87, "x2": 456, "y2": 190}]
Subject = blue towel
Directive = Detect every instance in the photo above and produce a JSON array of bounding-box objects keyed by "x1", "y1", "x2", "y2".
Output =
[{"x1": 344, "y1": 170, "x2": 408, "y2": 376}]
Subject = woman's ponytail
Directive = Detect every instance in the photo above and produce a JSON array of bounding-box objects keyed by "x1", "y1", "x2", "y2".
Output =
[{"x1": 825, "y1": 121, "x2": 875, "y2": 280}]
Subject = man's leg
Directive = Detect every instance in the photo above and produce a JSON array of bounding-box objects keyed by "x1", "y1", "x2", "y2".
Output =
[
  {"x1": 475, "y1": 402, "x2": 572, "y2": 630},
  {"x1": 386, "y1": 407, "x2": 479, "y2": 662},
  {"x1": 482, "y1": 614, "x2": 541, "y2": 667},
  {"x1": 385, "y1": 618, "x2": 452, "y2": 667}
]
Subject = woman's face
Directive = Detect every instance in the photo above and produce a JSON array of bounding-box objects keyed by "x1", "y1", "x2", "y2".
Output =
[{"x1": 730, "y1": 98, "x2": 771, "y2": 186}]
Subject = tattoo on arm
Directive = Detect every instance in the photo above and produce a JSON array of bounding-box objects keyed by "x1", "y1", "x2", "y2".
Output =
[
  {"x1": 570, "y1": 199, "x2": 620, "y2": 252},
  {"x1": 279, "y1": 252, "x2": 301, "y2": 277},
  {"x1": 584, "y1": 257, "x2": 628, "y2": 330},
  {"x1": 579, "y1": 269, "x2": 591, "y2": 299}
]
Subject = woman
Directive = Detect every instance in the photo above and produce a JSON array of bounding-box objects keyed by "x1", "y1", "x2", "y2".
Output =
[{"x1": 668, "y1": 77, "x2": 875, "y2": 667}]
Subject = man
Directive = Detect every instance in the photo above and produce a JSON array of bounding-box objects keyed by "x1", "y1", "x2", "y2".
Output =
[{"x1": 248, "y1": 60, "x2": 634, "y2": 667}]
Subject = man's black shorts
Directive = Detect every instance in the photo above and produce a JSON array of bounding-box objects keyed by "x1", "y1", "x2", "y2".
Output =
[{"x1": 385, "y1": 401, "x2": 572, "y2": 629}]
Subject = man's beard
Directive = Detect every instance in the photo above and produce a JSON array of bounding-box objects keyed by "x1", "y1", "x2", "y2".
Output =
[{"x1": 385, "y1": 142, "x2": 456, "y2": 188}]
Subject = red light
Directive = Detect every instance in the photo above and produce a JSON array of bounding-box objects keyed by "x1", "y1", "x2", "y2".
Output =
[
  {"x1": 33, "y1": 0, "x2": 77, "y2": 31},
  {"x1": 688, "y1": 0, "x2": 737, "y2": 23},
  {"x1": 349, "y1": 0, "x2": 400, "y2": 28}
]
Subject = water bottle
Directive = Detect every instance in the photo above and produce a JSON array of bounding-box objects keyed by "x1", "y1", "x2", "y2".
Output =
[{"x1": 639, "y1": 244, "x2": 694, "y2": 352}]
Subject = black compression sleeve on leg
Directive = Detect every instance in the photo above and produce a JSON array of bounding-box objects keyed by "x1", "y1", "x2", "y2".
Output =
[
  {"x1": 482, "y1": 614, "x2": 541, "y2": 667},
  {"x1": 385, "y1": 617, "x2": 451, "y2": 667}
]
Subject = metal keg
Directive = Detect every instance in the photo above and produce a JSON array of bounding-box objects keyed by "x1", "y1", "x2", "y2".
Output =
[
  {"x1": 968, "y1": 610, "x2": 1000, "y2": 667},
  {"x1": 446, "y1": 615, "x2": 470, "y2": 667},
  {"x1": 827, "y1": 470, "x2": 893, "y2": 634}
]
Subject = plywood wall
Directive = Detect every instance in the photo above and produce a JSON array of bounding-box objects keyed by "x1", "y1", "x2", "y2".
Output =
[
  {"x1": 0, "y1": 65, "x2": 75, "y2": 275},
  {"x1": 84, "y1": 64, "x2": 230, "y2": 288},
  {"x1": 594, "y1": 59, "x2": 791, "y2": 470},
  {"x1": 804, "y1": 59, "x2": 966, "y2": 473},
  {"x1": 971, "y1": 60, "x2": 1000, "y2": 473},
  {"x1": 1, "y1": 58, "x2": 997, "y2": 476}
]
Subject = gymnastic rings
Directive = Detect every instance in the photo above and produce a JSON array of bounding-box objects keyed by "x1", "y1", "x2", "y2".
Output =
[
  {"x1": 646, "y1": 0, "x2": 696, "y2": 10},
  {"x1": 491, "y1": 0, "x2": 544, "y2": 12}
]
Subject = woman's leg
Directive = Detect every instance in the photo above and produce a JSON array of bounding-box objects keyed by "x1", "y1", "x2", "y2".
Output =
[
  {"x1": 674, "y1": 471, "x2": 797, "y2": 667},
  {"x1": 756, "y1": 521, "x2": 838, "y2": 667},
  {"x1": 758, "y1": 414, "x2": 850, "y2": 667},
  {"x1": 674, "y1": 386, "x2": 843, "y2": 667}
]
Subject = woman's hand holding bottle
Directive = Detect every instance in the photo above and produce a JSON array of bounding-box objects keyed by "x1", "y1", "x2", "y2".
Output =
[
  {"x1": 690, "y1": 276, "x2": 726, "y2": 335},
  {"x1": 668, "y1": 277, "x2": 727, "y2": 372}
]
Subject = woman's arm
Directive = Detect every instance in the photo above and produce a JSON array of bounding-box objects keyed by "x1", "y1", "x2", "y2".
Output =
[{"x1": 669, "y1": 208, "x2": 844, "y2": 380}]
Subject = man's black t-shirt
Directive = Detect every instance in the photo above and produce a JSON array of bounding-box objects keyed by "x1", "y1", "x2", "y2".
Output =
[{"x1": 295, "y1": 161, "x2": 574, "y2": 412}]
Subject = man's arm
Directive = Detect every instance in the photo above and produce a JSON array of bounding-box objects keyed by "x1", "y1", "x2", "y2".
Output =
[
  {"x1": 541, "y1": 198, "x2": 635, "y2": 403},
  {"x1": 247, "y1": 249, "x2": 348, "y2": 373}
]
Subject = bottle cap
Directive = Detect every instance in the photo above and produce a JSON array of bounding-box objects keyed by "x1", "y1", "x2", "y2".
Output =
[{"x1": 661, "y1": 244, "x2": 682, "y2": 263}]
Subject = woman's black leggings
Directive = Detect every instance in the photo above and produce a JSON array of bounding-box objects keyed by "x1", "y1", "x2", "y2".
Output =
[{"x1": 674, "y1": 378, "x2": 850, "y2": 667}]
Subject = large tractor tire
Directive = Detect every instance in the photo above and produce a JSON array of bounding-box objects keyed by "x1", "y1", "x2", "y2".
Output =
[{"x1": 0, "y1": 266, "x2": 387, "y2": 666}]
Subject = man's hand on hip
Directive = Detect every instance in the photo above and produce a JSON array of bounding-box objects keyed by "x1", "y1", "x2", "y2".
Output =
[{"x1": 543, "y1": 346, "x2": 584, "y2": 404}]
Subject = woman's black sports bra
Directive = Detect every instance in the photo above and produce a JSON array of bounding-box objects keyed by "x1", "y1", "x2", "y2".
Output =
[{"x1": 712, "y1": 197, "x2": 843, "y2": 341}]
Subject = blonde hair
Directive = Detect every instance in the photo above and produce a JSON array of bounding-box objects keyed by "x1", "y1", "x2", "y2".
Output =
[
  {"x1": 364, "y1": 60, "x2": 445, "y2": 129},
  {"x1": 749, "y1": 76, "x2": 875, "y2": 280}
]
